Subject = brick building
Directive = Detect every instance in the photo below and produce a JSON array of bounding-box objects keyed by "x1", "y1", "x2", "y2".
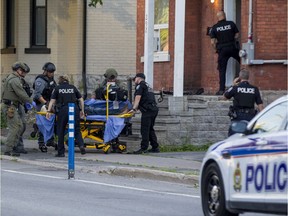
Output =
[{"x1": 137, "y1": 0, "x2": 287, "y2": 95}]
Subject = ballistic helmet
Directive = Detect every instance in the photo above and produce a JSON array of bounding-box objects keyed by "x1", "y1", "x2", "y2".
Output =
[
  {"x1": 12, "y1": 62, "x2": 30, "y2": 73},
  {"x1": 42, "y1": 62, "x2": 56, "y2": 72},
  {"x1": 104, "y1": 68, "x2": 118, "y2": 79}
]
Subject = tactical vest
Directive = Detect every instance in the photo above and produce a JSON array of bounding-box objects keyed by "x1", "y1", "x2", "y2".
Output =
[
  {"x1": 33, "y1": 74, "x2": 57, "y2": 102},
  {"x1": 95, "y1": 81, "x2": 128, "y2": 101}
]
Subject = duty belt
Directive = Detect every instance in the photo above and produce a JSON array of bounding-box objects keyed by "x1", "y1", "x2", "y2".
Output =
[
  {"x1": 237, "y1": 108, "x2": 255, "y2": 114},
  {"x1": 2, "y1": 99, "x2": 20, "y2": 107}
]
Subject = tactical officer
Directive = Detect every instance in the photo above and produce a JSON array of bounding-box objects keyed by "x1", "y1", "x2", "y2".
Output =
[
  {"x1": 93, "y1": 68, "x2": 127, "y2": 101},
  {"x1": 46, "y1": 75, "x2": 86, "y2": 157},
  {"x1": 1, "y1": 62, "x2": 33, "y2": 156},
  {"x1": 129, "y1": 73, "x2": 160, "y2": 154},
  {"x1": 224, "y1": 69, "x2": 264, "y2": 136},
  {"x1": 210, "y1": 11, "x2": 240, "y2": 95},
  {"x1": 33, "y1": 62, "x2": 57, "y2": 152}
]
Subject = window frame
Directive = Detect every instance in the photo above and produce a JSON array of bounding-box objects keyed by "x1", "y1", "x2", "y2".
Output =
[
  {"x1": 25, "y1": 0, "x2": 50, "y2": 54},
  {"x1": 1, "y1": 0, "x2": 16, "y2": 54}
]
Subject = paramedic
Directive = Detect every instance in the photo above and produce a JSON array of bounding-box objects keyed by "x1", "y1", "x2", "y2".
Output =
[
  {"x1": 33, "y1": 62, "x2": 57, "y2": 152},
  {"x1": 129, "y1": 73, "x2": 160, "y2": 154},
  {"x1": 46, "y1": 75, "x2": 86, "y2": 157}
]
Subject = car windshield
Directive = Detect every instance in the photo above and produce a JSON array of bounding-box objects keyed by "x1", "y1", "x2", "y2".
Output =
[{"x1": 251, "y1": 101, "x2": 288, "y2": 134}]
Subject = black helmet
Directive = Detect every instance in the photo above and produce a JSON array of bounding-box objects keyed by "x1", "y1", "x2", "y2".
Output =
[
  {"x1": 42, "y1": 62, "x2": 56, "y2": 72},
  {"x1": 12, "y1": 62, "x2": 30, "y2": 73}
]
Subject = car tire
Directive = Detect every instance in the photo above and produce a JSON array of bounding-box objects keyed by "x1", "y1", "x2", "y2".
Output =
[{"x1": 201, "y1": 162, "x2": 238, "y2": 216}]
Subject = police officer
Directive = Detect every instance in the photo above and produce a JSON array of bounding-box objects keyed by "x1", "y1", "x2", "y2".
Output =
[
  {"x1": 33, "y1": 62, "x2": 57, "y2": 152},
  {"x1": 46, "y1": 74, "x2": 86, "y2": 157},
  {"x1": 93, "y1": 68, "x2": 127, "y2": 100},
  {"x1": 224, "y1": 69, "x2": 264, "y2": 136},
  {"x1": 210, "y1": 11, "x2": 240, "y2": 95},
  {"x1": 129, "y1": 73, "x2": 160, "y2": 154},
  {"x1": 1, "y1": 62, "x2": 33, "y2": 156}
]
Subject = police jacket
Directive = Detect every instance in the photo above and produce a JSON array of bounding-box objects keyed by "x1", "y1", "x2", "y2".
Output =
[
  {"x1": 33, "y1": 74, "x2": 57, "y2": 103},
  {"x1": 51, "y1": 82, "x2": 82, "y2": 108},
  {"x1": 224, "y1": 81, "x2": 263, "y2": 109},
  {"x1": 210, "y1": 19, "x2": 239, "y2": 50},
  {"x1": 1, "y1": 72, "x2": 32, "y2": 105},
  {"x1": 134, "y1": 81, "x2": 158, "y2": 112}
]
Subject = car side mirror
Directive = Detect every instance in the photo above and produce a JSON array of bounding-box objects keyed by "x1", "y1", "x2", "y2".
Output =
[{"x1": 231, "y1": 120, "x2": 249, "y2": 134}]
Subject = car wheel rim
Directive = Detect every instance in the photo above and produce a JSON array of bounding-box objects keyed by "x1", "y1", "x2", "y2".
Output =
[{"x1": 207, "y1": 174, "x2": 221, "y2": 214}]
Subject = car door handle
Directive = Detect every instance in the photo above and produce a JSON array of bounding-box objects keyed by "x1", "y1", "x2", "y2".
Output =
[{"x1": 255, "y1": 139, "x2": 268, "y2": 145}]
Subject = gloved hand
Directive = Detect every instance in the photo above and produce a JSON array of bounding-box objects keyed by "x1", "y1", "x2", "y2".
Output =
[
  {"x1": 32, "y1": 101, "x2": 37, "y2": 108},
  {"x1": 25, "y1": 102, "x2": 34, "y2": 111}
]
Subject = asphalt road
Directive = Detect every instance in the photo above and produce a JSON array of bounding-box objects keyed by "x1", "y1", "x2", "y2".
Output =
[{"x1": 1, "y1": 160, "x2": 279, "y2": 216}]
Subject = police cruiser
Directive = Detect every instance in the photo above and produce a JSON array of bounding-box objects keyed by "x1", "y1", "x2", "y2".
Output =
[{"x1": 200, "y1": 95, "x2": 287, "y2": 216}]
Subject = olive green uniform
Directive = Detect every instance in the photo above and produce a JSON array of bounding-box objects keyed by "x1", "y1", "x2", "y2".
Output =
[{"x1": 2, "y1": 72, "x2": 32, "y2": 153}]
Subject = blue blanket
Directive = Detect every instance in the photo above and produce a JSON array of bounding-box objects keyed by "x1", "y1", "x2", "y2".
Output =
[
  {"x1": 36, "y1": 114, "x2": 55, "y2": 143},
  {"x1": 36, "y1": 103, "x2": 130, "y2": 144},
  {"x1": 84, "y1": 99, "x2": 132, "y2": 115}
]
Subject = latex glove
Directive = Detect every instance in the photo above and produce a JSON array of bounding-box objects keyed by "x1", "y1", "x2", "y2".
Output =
[
  {"x1": 32, "y1": 101, "x2": 37, "y2": 107},
  {"x1": 24, "y1": 103, "x2": 34, "y2": 110}
]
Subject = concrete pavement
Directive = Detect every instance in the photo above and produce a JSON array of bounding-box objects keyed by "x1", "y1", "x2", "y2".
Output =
[{"x1": 0, "y1": 137, "x2": 205, "y2": 185}]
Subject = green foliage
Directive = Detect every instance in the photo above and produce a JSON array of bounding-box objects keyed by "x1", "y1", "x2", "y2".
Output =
[
  {"x1": 159, "y1": 143, "x2": 211, "y2": 152},
  {"x1": 88, "y1": 0, "x2": 103, "y2": 7}
]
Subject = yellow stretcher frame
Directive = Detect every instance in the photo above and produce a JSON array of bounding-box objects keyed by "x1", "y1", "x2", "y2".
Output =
[{"x1": 37, "y1": 83, "x2": 133, "y2": 153}]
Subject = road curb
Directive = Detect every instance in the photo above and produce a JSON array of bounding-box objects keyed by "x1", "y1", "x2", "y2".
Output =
[{"x1": 1, "y1": 155, "x2": 199, "y2": 185}]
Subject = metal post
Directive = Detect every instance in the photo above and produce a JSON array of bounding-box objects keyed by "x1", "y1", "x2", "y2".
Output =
[{"x1": 68, "y1": 103, "x2": 75, "y2": 179}]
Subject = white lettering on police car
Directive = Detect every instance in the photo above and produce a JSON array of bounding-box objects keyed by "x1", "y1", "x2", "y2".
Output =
[
  {"x1": 216, "y1": 25, "x2": 231, "y2": 32},
  {"x1": 59, "y1": 89, "x2": 74, "y2": 94},
  {"x1": 237, "y1": 87, "x2": 255, "y2": 94},
  {"x1": 246, "y1": 162, "x2": 287, "y2": 192}
]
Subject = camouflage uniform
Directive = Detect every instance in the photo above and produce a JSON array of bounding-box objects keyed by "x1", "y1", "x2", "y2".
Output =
[
  {"x1": 95, "y1": 68, "x2": 126, "y2": 100},
  {"x1": 2, "y1": 71, "x2": 32, "y2": 154}
]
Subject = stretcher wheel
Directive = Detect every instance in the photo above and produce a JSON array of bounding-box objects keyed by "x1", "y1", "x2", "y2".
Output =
[
  {"x1": 40, "y1": 145, "x2": 47, "y2": 153},
  {"x1": 103, "y1": 145, "x2": 111, "y2": 154}
]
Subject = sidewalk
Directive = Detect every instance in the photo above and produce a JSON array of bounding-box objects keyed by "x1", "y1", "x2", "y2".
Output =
[{"x1": 0, "y1": 137, "x2": 204, "y2": 185}]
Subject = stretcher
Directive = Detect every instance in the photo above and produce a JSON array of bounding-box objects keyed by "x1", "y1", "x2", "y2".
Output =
[{"x1": 79, "y1": 112, "x2": 133, "y2": 153}]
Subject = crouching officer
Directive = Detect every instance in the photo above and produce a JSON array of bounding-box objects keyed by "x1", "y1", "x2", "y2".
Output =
[
  {"x1": 33, "y1": 62, "x2": 57, "y2": 152},
  {"x1": 46, "y1": 74, "x2": 86, "y2": 157},
  {"x1": 1, "y1": 62, "x2": 33, "y2": 156},
  {"x1": 129, "y1": 73, "x2": 160, "y2": 154},
  {"x1": 224, "y1": 69, "x2": 264, "y2": 136},
  {"x1": 93, "y1": 68, "x2": 127, "y2": 100}
]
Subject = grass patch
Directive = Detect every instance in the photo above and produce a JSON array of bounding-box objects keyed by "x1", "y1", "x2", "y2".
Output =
[{"x1": 159, "y1": 143, "x2": 211, "y2": 152}]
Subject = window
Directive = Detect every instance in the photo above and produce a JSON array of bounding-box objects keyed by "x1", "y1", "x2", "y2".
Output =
[
  {"x1": 154, "y1": 0, "x2": 169, "y2": 53},
  {"x1": 25, "y1": 0, "x2": 50, "y2": 53},
  {"x1": 251, "y1": 101, "x2": 288, "y2": 133},
  {"x1": 1, "y1": 0, "x2": 16, "y2": 54},
  {"x1": 32, "y1": 0, "x2": 46, "y2": 46},
  {"x1": 6, "y1": 0, "x2": 15, "y2": 47}
]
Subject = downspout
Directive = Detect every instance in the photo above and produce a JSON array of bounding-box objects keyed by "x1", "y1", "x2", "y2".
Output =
[
  {"x1": 240, "y1": 0, "x2": 287, "y2": 65},
  {"x1": 82, "y1": 0, "x2": 88, "y2": 99},
  {"x1": 247, "y1": 0, "x2": 253, "y2": 43}
]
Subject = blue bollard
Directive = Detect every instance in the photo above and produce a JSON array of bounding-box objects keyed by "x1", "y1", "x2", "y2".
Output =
[{"x1": 68, "y1": 103, "x2": 75, "y2": 179}]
